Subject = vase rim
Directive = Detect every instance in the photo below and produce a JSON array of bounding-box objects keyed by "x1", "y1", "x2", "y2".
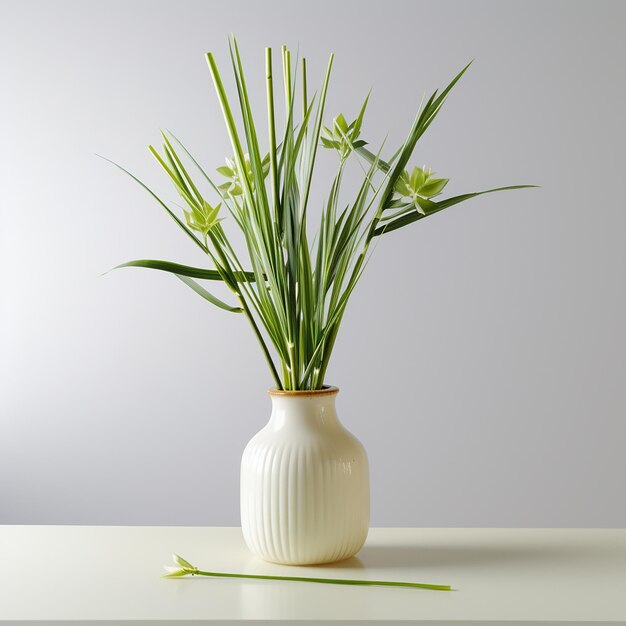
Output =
[{"x1": 268, "y1": 385, "x2": 339, "y2": 397}]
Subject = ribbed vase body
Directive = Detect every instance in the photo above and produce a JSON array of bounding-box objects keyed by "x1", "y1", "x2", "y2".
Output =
[{"x1": 240, "y1": 387, "x2": 369, "y2": 565}]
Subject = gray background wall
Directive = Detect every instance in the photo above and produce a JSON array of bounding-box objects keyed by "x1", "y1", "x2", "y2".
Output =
[{"x1": 1, "y1": 0, "x2": 625, "y2": 527}]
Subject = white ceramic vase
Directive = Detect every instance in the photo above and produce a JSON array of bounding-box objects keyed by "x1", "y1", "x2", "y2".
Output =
[{"x1": 240, "y1": 386, "x2": 369, "y2": 565}]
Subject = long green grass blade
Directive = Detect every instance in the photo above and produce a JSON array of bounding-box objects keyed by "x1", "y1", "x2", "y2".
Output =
[
  {"x1": 176, "y1": 274, "x2": 243, "y2": 313},
  {"x1": 373, "y1": 185, "x2": 537, "y2": 236},
  {"x1": 111, "y1": 259, "x2": 256, "y2": 282},
  {"x1": 355, "y1": 145, "x2": 391, "y2": 172}
]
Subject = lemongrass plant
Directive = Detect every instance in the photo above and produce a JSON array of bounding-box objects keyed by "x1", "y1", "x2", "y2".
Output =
[{"x1": 108, "y1": 37, "x2": 533, "y2": 390}]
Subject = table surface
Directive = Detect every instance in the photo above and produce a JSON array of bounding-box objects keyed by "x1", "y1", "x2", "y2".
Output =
[{"x1": 1, "y1": 526, "x2": 625, "y2": 624}]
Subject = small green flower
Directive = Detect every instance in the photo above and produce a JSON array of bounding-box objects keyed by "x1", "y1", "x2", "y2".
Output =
[
  {"x1": 217, "y1": 154, "x2": 269, "y2": 197},
  {"x1": 163, "y1": 554, "x2": 198, "y2": 578},
  {"x1": 321, "y1": 97, "x2": 368, "y2": 161},
  {"x1": 394, "y1": 166, "x2": 449, "y2": 214},
  {"x1": 183, "y1": 200, "x2": 223, "y2": 245}
]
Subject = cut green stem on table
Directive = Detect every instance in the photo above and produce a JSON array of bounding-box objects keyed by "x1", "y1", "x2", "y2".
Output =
[{"x1": 163, "y1": 554, "x2": 452, "y2": 591}]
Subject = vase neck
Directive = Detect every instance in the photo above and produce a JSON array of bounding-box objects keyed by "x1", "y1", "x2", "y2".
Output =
[{"x1": 268, "y1": 394, "x2": 339, "y2": 431}]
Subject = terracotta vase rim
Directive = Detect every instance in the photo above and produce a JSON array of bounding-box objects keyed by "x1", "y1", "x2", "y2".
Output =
[{"x1": 268, "y1": 385, "x2": 339, "y2": 397}]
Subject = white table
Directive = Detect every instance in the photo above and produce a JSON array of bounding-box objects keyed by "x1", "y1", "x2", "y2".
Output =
[{"x1": 1, "y1": 526, "x2": 625, "y2": 624}]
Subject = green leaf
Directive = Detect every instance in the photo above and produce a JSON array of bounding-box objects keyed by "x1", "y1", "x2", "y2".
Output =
[
  {"x1": 216, "y1": 166, "x2": 233, "y2": 177},
  {"x1": 373, "y1": 185, "x2": 537, "y2": 236},
  {"x1": 351, "y1": 93, "x2": 370, "y2": 138},
  {"x1": 173, "y1": 554, "x2": 195, "y2": 569},
  {"x1": 385, "y1": 197, "x2": 412, "y2": 210},
  {"x1": 162, "y1": 569, "x2": 188, "y2": 578},
  {"x1": 410, "y1": 166, "x2": 425, "y2": 191},
  {"x1": 415, "y1": 195, "x2": 436, "y2": 213},
  {"x1": 419, "y1": 177, "x2": 449, "y2": 198},
  {"x1": 176, "y1": 274, "x2": 243, "y2": 313},
  {"x1": 354, "y1": 145, "x2": 392, "y2": 173},
  {"x1": 334, "y1": 113, "x2": 348, "y2": 134},
  {"x1": 111, "y1": 259, "x2": 256, "y2": 282},
  {"x1": 394, "y1": 177, "x2": 412, "y2": 198}
]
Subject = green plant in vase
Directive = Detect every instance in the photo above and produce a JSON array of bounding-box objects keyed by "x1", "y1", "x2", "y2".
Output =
[
  {"x1": 107, "y1": 39, "x2": 531, "y2": 391},
  {"x1": 105, "y1": 37, "x2": 534, "y2": 568}
]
